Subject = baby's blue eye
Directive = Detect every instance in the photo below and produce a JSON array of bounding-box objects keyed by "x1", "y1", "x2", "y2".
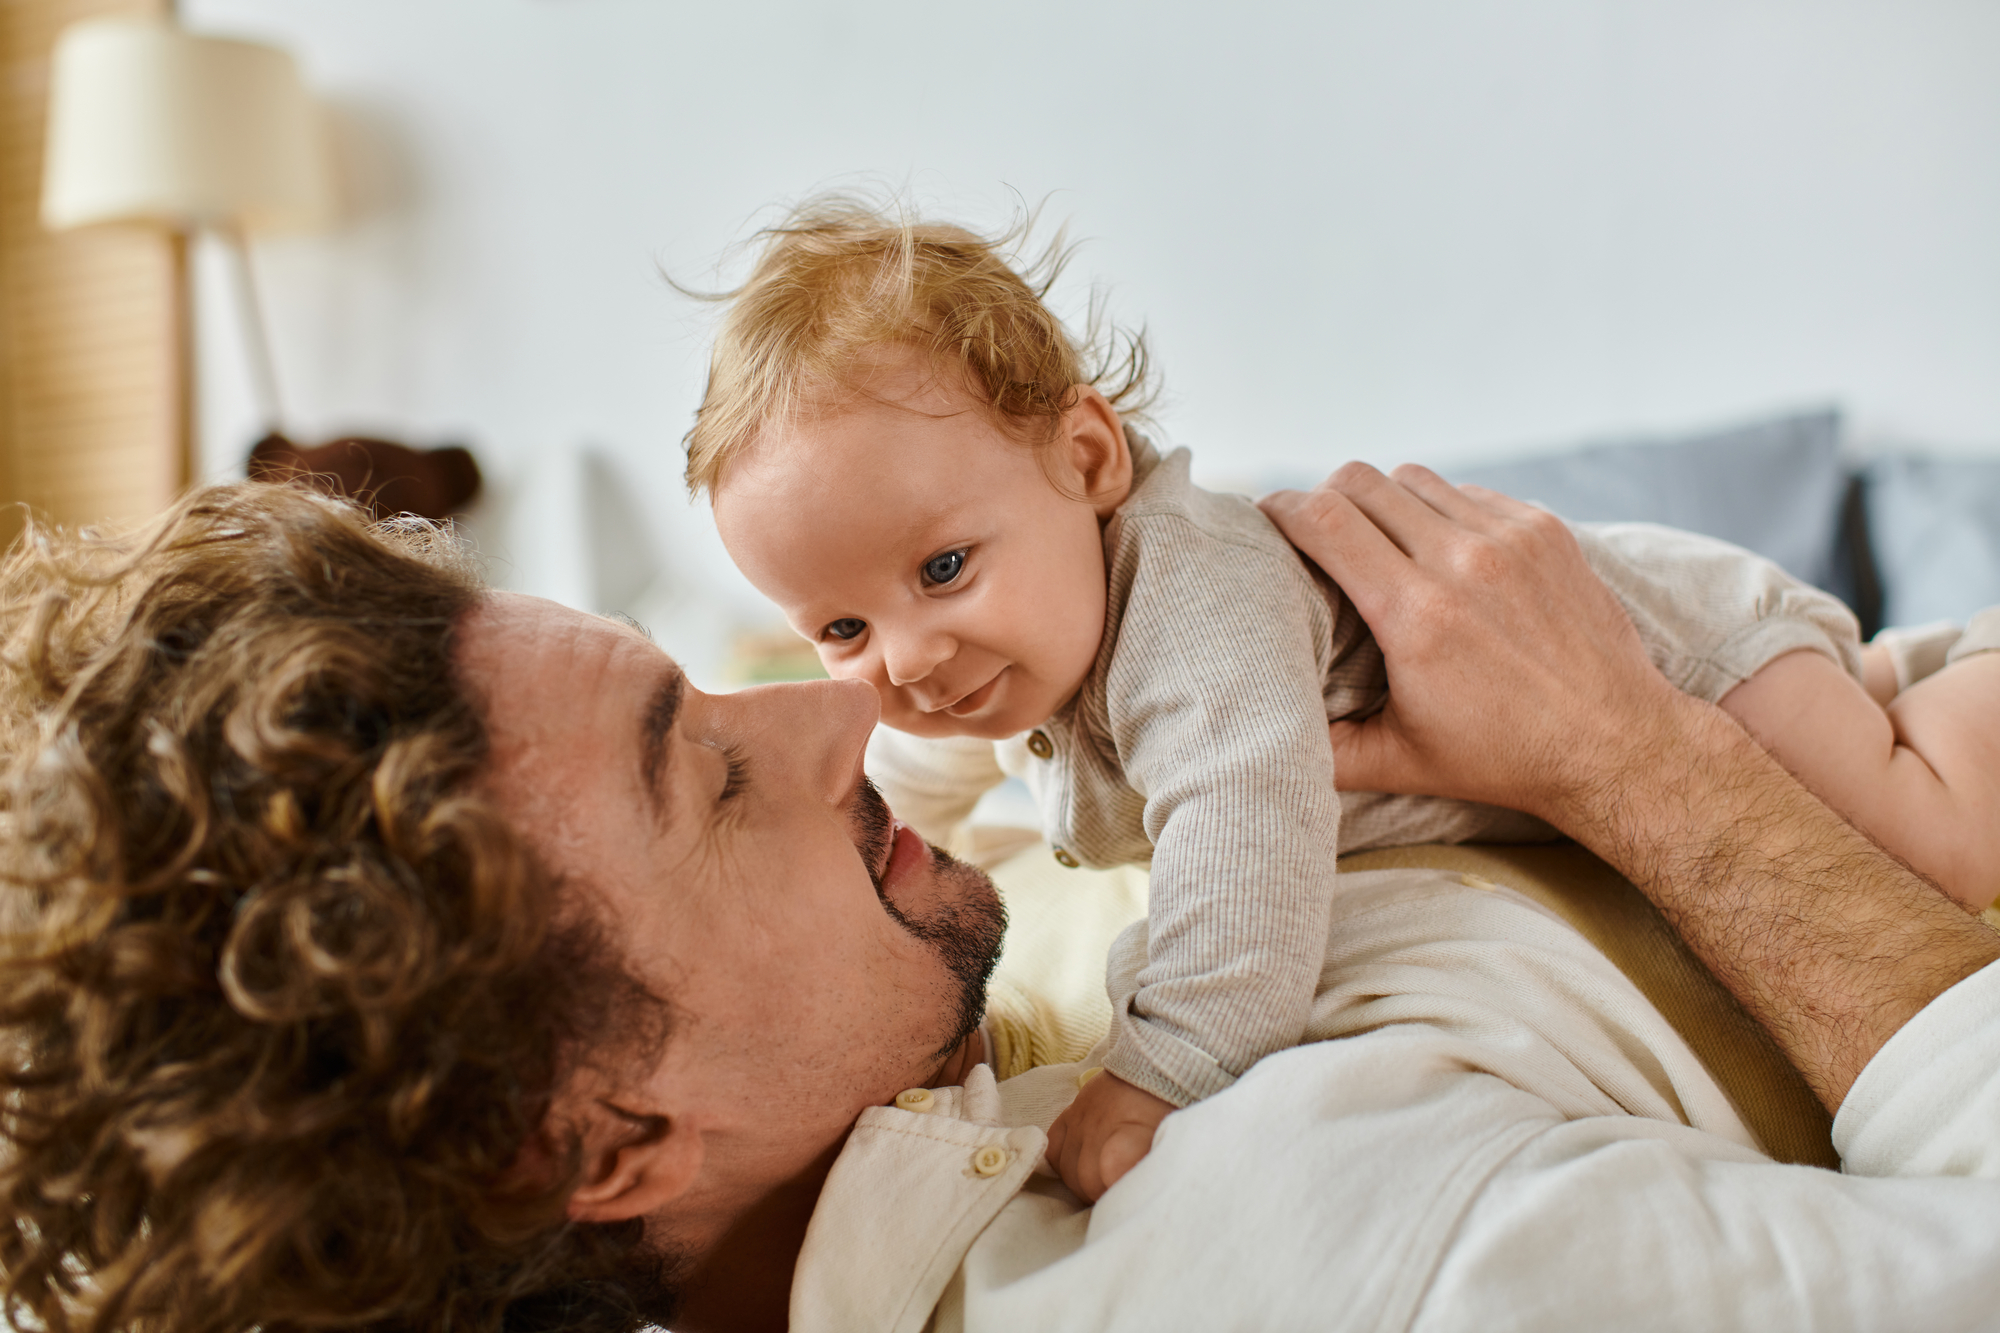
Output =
[
  {"x1": 825, "y1": 618, "x2": 866, "y2": 641},
  {"x1": 923, "y1": 550, "x2": 967, "y2": 586}
]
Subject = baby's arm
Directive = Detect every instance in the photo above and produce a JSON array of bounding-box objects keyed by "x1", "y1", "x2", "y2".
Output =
[
  {"x1": 1721, "y1": 625, "x2": 2000, "y2": 910},
  {"x1": 1042, "y1": 515, "x2": 1347, "y2": 1201}
]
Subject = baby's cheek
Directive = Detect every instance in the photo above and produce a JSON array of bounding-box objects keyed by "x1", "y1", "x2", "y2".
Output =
[{"x1": 817, "y1": 645, "x2": 861, "y2": 680}]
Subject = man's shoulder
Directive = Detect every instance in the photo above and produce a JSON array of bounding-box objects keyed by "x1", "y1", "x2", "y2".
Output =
[
  {"x1": 791, "y1": 1081, "x2": 1047, "y2": 1333},
  {"x1": 792, "y1": 1026, "x2": 1556, "y2": 1333},
  {"x1": 970, "y1": 1033, "x2": 1552, "y2": 1330}
]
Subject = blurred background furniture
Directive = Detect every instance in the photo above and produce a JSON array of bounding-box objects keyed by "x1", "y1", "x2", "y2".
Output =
[
  {"x1": 42, "y1": 14, "x2": 329, "y2": 445},
  {"x1": 246, "y1": 431, "x2": 479, "y2": 522},
  {"x1": 0, "y1": 0, "x2": 181, "y2": 546},
  {"x1": 2, "y1": 3, "x2": 1995, "y2": 682},
  {"x1": 1441, "y1": 408, "x2": 2000, "y2": 642},
  {"x1": 35, "y1": 13, "x2": 479, "y2": 527}
]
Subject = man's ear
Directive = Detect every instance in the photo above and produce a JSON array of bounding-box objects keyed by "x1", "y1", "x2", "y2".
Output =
[
  {"x1": 1056, "y1": 385, "x2": 1133, "y2": 518},
  {"x1": 564, "y1": 1097, "x2": 705, "y2": 1224}
]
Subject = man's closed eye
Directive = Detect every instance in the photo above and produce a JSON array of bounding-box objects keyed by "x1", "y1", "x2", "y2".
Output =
[{"x1": 719, "y1": 743, "x2": 751, "y2": 802}]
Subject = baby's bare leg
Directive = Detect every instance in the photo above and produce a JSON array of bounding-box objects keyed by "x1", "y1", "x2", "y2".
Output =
[
  {"x1": 1859, "y1": 643, "x2": 1898, "y2": 706},
  {"x1": 1720, "y1": 642, "x2": 2000, "y2": 910},
  {"x1": 1863, "y1": 620, "x2": 1969, "y2": 705}
]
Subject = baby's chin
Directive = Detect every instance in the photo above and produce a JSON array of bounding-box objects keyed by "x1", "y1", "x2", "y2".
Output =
[
  {"x1": 878, "y1": 667, "x2": 1085, "y2": 742},
  {"x1": 883, "y1": 708, "x2": 1045, "y2": 742},
  {"x1": 884, "y1": 694, "x2": 1068, "y2": 743}
]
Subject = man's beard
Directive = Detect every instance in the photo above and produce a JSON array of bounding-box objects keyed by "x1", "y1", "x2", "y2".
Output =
[{"x1": 849, "y1": 778, "x2": 1007, "y2": 1060}]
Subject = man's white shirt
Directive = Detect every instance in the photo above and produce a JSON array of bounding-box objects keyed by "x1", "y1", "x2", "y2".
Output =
[{"x1": 790, "y1": 867, "x2": 2000, "y2": 1330}]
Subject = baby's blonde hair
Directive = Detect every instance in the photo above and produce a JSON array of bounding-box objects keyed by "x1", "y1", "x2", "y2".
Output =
[{"x1": 682, "y1": 192, "x2": 1156, "y2": 498}]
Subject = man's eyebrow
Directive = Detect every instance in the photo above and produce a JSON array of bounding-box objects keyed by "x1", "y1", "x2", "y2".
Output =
[{"x1": 638, "y1": 667, "x2": 685, "y2": 819}]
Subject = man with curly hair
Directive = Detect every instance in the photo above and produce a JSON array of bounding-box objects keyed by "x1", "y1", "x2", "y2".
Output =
[
  {"x1": 0, "y1": 481, "x2": 1004, "y2": 1333},
  {"x1": 3, "y1": 469, "x2": 2000, "y2": 1333}
]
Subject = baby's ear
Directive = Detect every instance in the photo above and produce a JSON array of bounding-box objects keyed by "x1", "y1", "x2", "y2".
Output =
[{"x1": 1060, "y1": 385, "x2": 1133, "y2": 518}]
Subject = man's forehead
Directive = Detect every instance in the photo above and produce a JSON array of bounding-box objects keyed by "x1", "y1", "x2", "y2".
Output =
[
  {"x1": 458, "y1": 592, "x2": 683, "y2": 767},
  {"x1": 460, "y1": 592, "x2": 663, "y2": 669}
]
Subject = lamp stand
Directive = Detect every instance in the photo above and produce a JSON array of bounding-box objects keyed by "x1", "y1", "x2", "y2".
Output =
[
  {"x1": 169, "y1": 229, "x2": 195, "y2": 492},
  {"x1": 214, "y1": 221, "x2": 284, "y2": 437}
]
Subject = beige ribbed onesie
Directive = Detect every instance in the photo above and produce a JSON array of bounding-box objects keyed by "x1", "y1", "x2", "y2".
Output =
[{"x1": 866, "y1": 436, "x2": 1863, "y2": 1109}]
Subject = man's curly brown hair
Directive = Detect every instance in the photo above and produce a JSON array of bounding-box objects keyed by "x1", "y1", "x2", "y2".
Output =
[{"x1": 0, "y1": 483, "x2": 680, "y2": 1333}]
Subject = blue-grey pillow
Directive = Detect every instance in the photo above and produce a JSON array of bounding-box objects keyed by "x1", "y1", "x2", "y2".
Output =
[
  {"x1": 1446, "y1": 409, "x2": 1850, "y2": 599},
  {"x1": 1863, "y1": 455, "x2": 2000, "y2": 629}
]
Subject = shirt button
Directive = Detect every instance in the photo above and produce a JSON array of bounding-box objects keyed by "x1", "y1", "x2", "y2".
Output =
[
  {"x1": 1027, "y1": 731, "x2": 1054, "y2": 760},
  {"x1": 1052, "y1": 847, "x2": 1080, "y2": 868},
  {"x1": 1075, "y1": 1066, "x2": 1105, "y2": 1089},
  {"x1": 894, "y1": 1087, "x2": 936, "y2": 1113},
  {"x1": 971, "y1": 1145, "x2": 1011, "y2": 1177},
  {"x1": 1459, "y1": 873, "x2": 1499, "y2": 891}
]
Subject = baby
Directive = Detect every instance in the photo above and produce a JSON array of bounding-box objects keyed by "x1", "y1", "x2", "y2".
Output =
[{"x1": 687, "y1": 196, "x2": 2000, "y2": 1203}]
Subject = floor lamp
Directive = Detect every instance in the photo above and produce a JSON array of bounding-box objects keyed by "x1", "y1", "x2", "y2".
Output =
[{"x1": 40, "y1": 16, "x2": 330, "y2": 473}]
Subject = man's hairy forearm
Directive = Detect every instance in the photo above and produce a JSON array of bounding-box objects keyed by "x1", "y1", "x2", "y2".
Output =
[
  {"x1": 1258, "y1": 465, "x2": 2000, "y2": 1113},
  {"x1": 1560, "y1": 694, "x2": 2000, "y2": 1113}
]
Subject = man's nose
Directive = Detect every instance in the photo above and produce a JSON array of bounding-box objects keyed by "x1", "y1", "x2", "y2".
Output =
[
  {"x1": 786, "y1": 676, "x2": 880, "y2": 806},
  {"x1": 880, "y1": 626, "x2": 955, "y2": 689}
]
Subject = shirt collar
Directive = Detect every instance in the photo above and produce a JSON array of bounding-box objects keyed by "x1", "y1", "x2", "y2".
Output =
[{"x1": 789, "y1": 1064, "x2": 1051, "y2": 1333}]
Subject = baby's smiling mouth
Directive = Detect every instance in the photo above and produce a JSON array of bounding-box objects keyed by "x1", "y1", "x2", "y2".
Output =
[{"x1": 939, "y1": 668, "x2": 1006, "y2": 717}]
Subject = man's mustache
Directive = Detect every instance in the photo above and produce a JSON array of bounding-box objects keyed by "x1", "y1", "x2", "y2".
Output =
[
  {"x1": 844, "y1": 774, "x2": 1007, "y2": 1064},
  {"x1": 848, "y1": 776, "x2": 895, "y2": 897}
]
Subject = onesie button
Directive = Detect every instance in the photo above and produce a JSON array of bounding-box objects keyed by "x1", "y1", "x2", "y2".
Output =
[
  {"x1": 894, "y1": 1088, "x2": 936, "y2": 1113},
  {"x1": 1027, "y1": 731, "x2": 1054, "y2": 760},
  {"x1": 1052, "y1": 847, "x2": 1080, "y2": 868},
  {"x1": 1075, "y1": 1067, "x2": 1104, "y2": 1089},
  {"x1": 971, "y1": 1145, "x2": 1011, "y2": 1177},
  {"x1": 1458, "y1": 873, "x2": 1499, "y2": 891}
]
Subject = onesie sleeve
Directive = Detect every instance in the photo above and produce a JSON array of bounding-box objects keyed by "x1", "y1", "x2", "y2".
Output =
[
  {"x1": 864, "y1": 726, "x2": 1007, "y2": 849},
  {"x1": 1572, "y1": 521, "x2": 1864, "y2": 702},
  {"x1": 1095, "y1": 514, "x2": 1343, "y2": 1107}
]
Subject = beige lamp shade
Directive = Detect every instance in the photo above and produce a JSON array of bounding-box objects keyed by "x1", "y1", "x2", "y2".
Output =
[{"x1": 41, "y1": 18, "x2": 330, "y2": 232}]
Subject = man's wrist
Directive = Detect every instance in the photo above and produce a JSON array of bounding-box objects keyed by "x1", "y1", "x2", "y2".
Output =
[
  {"x1": 1548, "y1": 691, "x2": 1741, "y2": 860},
  {"x1": 1523, "y1": 674, "x2": 1715, "y2": 851},
  {"x1": 1553, "y1": 690, "x2": 2000, "y2": 1110}
]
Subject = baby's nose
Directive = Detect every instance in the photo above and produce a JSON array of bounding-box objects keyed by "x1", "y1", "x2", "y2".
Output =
[{"x1": 881, "y1": 631, "x2": 953, "y2": 689}]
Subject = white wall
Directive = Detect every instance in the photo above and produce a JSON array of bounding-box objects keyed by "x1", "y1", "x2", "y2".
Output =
[{"x1": 181, "y1": 0, "x2": 2000, "y2": 677}]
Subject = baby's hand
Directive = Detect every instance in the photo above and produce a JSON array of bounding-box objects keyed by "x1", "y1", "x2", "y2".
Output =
[{"x1": 1043, "y1": 1069, "x2": 1175, "y2": 1202}]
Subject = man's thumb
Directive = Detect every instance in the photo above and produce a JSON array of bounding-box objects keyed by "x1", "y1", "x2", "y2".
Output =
[{"x1": 1328, "y1": 715, "x2": 1422, "y2": 795}]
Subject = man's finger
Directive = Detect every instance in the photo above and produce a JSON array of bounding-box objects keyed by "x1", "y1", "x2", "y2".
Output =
[
  {"x1": 1328, "y1": 715, "x2": 1430, "y2": 797},
  {"x1": 1327, "y1": 717, "x2": 1386, "y2": 792},
  {"x1": 1454, "y1": 481, "x2": 1559, "y2": 529},
  {"x1": 1258, "y1": 484, "x2": 1420, "y2": 627},
  {"x1": 1388, "y1": 463, "x2": 1510, "y2": 534},
  {"x1": 1324, "y1": 462, "x2": 1462, "y2": 558}
]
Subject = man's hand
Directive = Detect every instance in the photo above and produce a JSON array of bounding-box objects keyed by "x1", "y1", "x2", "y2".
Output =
[
  {"x1": 1043, "y1": 1069, "x2": 1174, "y2": 1203},
  {"x1": 1259, "y1": 461, "x2": 1680, "y2": 830},
  {"x1": 1260, "y1": 462, "x2": 2000, "y2": 1112}
]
